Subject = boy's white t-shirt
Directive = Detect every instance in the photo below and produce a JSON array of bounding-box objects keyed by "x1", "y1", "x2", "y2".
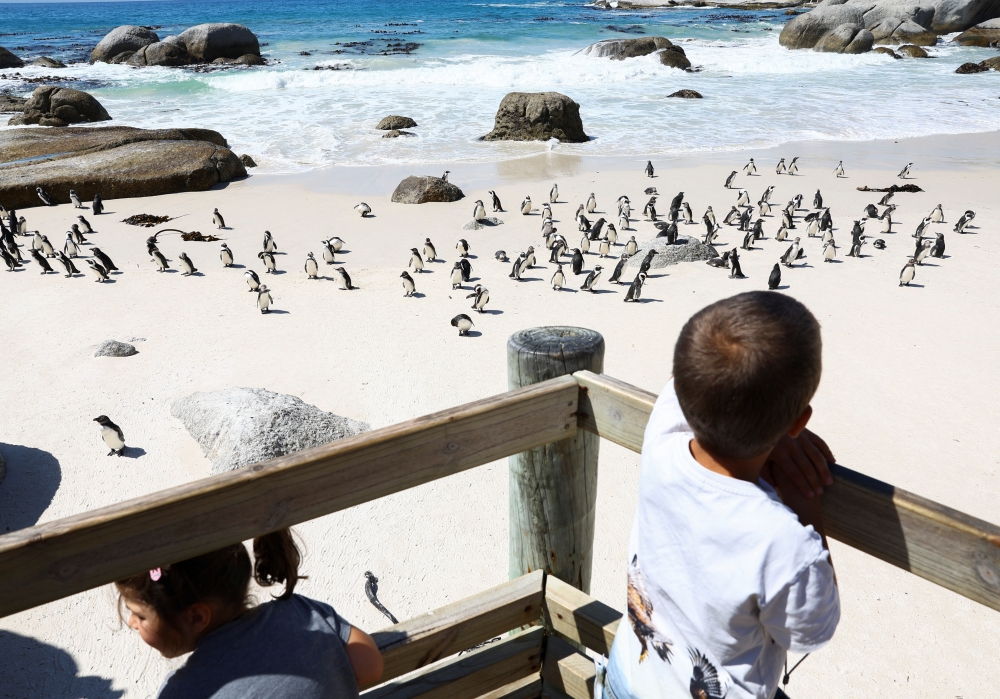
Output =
[{"x1": 607, "y1": 380, "x2": 840, "y2": 699}]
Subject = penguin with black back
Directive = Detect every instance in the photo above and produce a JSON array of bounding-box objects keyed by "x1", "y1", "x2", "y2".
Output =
[
  {"x1": 571, "y1": 248, "x2": 584, "y2": 275},
  {"x1": 30, "y1": 248, "x2": 55, "y2": 274},
  {"x1": 767, "y1": 263, "x2": 781, "y2": 290},
  {"x1": 624, "y1": 272, "x2": 646, "y2": 302},
  {"x1": 92, "y1": 194, "x2": 104, "y2": 215},
  {"x1": 94, "y1": 415, "x2": 125, "y2": 456}
]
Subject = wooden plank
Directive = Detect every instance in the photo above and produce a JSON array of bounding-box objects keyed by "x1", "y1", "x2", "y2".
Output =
[
  {"x1": 541, "y1": 636, "x2": 596, "y2": 699},
  {"x1": 0, "y1": 378, "x2": 579, "y2": 618},
  {"x1": 545, "y1": 575, "x2": 621, "y2": 655},
  {"x1": 369, "y1": 571, "x2": 545, "y2": 688},
  {"x1": 508, "y1": 328, "x2": 605, "y2": 594},
  {"x1": 572, "y1": 370, "x2": 1000, "y2": 612},
  {"x1": 474, "y1": 674, "x2": 541, "y2": 699},
  {"x1": 364, "y1": 626, "x2": 544, "y2": 699}
]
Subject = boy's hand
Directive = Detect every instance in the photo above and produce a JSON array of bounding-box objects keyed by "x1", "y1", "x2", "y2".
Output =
[{"x1": 765, "y1": 429, "x2": 835, "y2": 499}]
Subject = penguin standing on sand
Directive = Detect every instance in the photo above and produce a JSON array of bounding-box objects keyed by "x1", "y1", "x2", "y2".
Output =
[
  {"x1": 258, "y1": 250, "x2": 277, "y2": 274},
  {"x1": 77, "y1": 215, "x2": 93, "y2": 235},
  {"x1": 580, "y1": 234, "x2": 591, "y2": 255},
  {"x1": 834, "y1": 161, "x2": 845, "y2": 177},
  {"x1": 625, "y1": 236, "x2": 638, "y2": 256},
  {"x1": 930, "y1": 232, "x2": 945, "y2": 258},
  {"x1": 150, "y1": 246, "x2": 169, "y2": 272},
  {"x1": 220, "y1": 243, "x2": 234, "y2": 267},
  {"x1": 456, "y1": 239, "x2": 470, "y2": 257},
  {"x1": 37, "y1": 187, "x2": 55, "y2": 206},
  {"x1": 788, "y1": 157, "x2": 799, "y2": 175},
  {"x1": 489, "y1": 190, "x2": 503, "y2": 212},
  {"x1": 767, "y1": 263, "x2": 781, "y2": 290},
  {"x1": 929, "y1": 204, "x2": 944, "y2": 223},
  {"x1": 781, "y1": 238, "x2": 801, "y2": 267},
  {"x1": 86, "y1": 258, "x2": 109, "y2": 282},
  {"x1": 571, "y1": 248, "x2": 584, "y2": 275},
  {"x1": 92, "y1": 194, "x2": 104, "y2": 215},
  {"x1": 638, "y1": 249, "x2": 657, "y2": 276},
  {"x1": 729, "y1": 248, "x2": 746, "y2": 278},
  {"x1": 64, "y1": 233, "x2": 80, "y2": 258},
  {"x1": 551, "y1": 263, "x2": 566, "y2": 290},
  {"x1": 263, "y1": 230, "x2": 278, "y2": 253},
  {"x1": 451, "y1": 314, "x2": 474, "y2": 336},
  {"x1": 587, "y1": 193, "x2": 598, "y2": 214},
  {"x1": 467, "y1": 284, "x2": 489, "y2": 312},
  {"x1": 580, "y1": 265, "x2": 602, "y2": 292},
  {"x1": 0, "y1": 246, "x2": 18, "y2": 271},
  {"x1": 409, "y1": 248, "x2": 424, "y2": 273},
  {"x1": 550, "y1": 183, "x2": 559, "y2": 203},
  {"x1": 473, "y1": 200, "x2": 486, "y2": 221},
  {"x1": 813, "y1": 190, "x2": 823, "y2": 209},
  {"x1": 55, "y1": 252, "x2": 80, "y2": 277},
  {"x1": 327, "y1": 236, "x2": 345, "y2": 252},
  {"x1": 776, "y1": 158, "x2": 786, "y2": 175},
  {"x1": 257, "y1": 284, "x2": 274, "y2": 313},
  {"x1": 521, "y1": 196, "x2": 532, "y2": 215},
  {"x1": 213, "y1": 208, "x2": 225, "y2": 229},
  {"x1": 899, "y1": 259, "x2": 916, "y2": 286},
  {"x1": 70, "y1": 190, "x2": 83, "y2": 208},
  {"x1": 914, "y1": 239, "x2": 933, "y2": 265},
  {"x1": 69, "y1": 224, "x2": 86, "y2": 247},
  {"x1": 94, "y1": 415, "x2": 125, "y2": 456},
  {"x1": 333, "y1": 267, "x2": 355, "y2": 289},
  {"x1": 823, "y1": 239, "x2": 837, "y2": 262},
  {"x1": 509, "y1": 253, "x2": 526, "y2": 281},
  {"x1": 245, "y1": 269, "x2": 261, "y2": 291},
  {"x1": 178, "y1": 252, "x2": 198, "y2": 276},
  {"x1": 609, "y1": 254, "x2": 629, "y2": 284},
  {"x1": 599, "y1": 237, "x2": 611, "y2": 258},
  {"x1": 624, "y1": 272, "x2": 646, "y2": 302},
  {"x1": 451, "y1": 261, "x2": 465, "y2": 288},
  {"x1": 724, "y1": 171, "x2": 737, "y2": 188},
  {"x1": 321, "y1": 240, "x2": 336, "y2": 265},
  {"x1": 401, "y1": 271, "x2": 416, "y2": 297},
  {"x1": 355, "y1": 202, "x2": 372, "y2": 217},
  {"x1": 92, "y1": 247, "x2": 118, "y2": 272},
  {"x1": 736, "y1": 189, "x2": 750, "y2": 207},
  {"x1": 645, "y1": 161, "x2": 654, "y2": 178},
  {"x1": 898, "y1": 162, "x2": 913, "y2": 179},
  {"x1": 743, "y1": 158, "x2": 757, "y2": 176},
  {"x1": 954, "y1": 210, "x2": 975, "y2": 234},
  {"x1": 459, "y1": 257, "x2": 472, "y2": 281},
  {"x1": 39, "y1": 235, "x2": 56, "y2": 258},
  {"x1": 423, "y1": 238, "x2": 437, "y2": 261},
  {"x1": 304, "y1": 252, "x2": 319, "y2": 279}
]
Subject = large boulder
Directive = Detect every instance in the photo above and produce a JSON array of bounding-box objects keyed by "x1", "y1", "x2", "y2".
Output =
[
  {"x1": 171, "y1": 387, "x2": 370, "y2": 475},
  {"x1": 781, "y1": 2, "x2": 944, "y2": 51},
  {"x1": 954, "y1": 17, "x2": 1000, "y2": 45},
  {"x1": 127, "y1": 41, "x2": 192, "y2": 67},
  {"x1": 580, "y1": 36, "x2": 691, "y2": 69},
  {"x1": 483, "y1": 92, "x2": 588, "y2": 143},
  {"x1": 8, "y1": 86, "x2": 111, "y2": 127},
  {"x1": 0, "y1": 95, "x2": 27, "y2": 113},
  {"x1": 391, "y1": 176, "x2": 465, "y2": 204},
  {"x1": 817, "y1": 24, "x2": 875, "y2": 52},
  {"x1": 628, "y1": 237, "x2": 719, "y2": 268},
  {"x1": 0, "y1": 46, "x2": 25, "y2": 68},
  {"x1": 780, "y1": 6, "x2": 868, "y2": 49},
  {"x1": 177, "y1": 23, "x2": 260, "y2": 63},
  {"x1": 377, "y1": 115, "x2": 417, "y2": 130},
  {"x1": 823, "y1": 0, "x2": 1000, "y2": 33},
  {"x1": 897, "y1": 43, "x2": 930, "y2": 55},
  {"x1": 869, "y1": 17, "x2": 939, "y2": 44},
  {"x1": 90, "y1": 25, "x2": 159, "y2": 63},
  {"x1": 0, "y1": 126, "x2": 247, "y2": 209}
]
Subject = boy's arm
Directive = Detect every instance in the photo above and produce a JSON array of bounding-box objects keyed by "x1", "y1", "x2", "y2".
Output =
[
  {"x1": 763, "y1": 460, "x2": 836, "y2": 578},
  {"x1": 766, "y1": 428, "x2": 835, "y2": 499}
]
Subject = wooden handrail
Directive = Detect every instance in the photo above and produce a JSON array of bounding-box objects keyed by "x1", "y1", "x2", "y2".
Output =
[
  {"x1": 0, "y1": 376, "x2": 579, "y2": 618},
  {"x1": 573, "y1": 370, "x2": 1000, "y2": 612}
]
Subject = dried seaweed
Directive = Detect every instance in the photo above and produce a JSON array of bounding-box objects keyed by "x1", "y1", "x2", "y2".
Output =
[
  {"x1": 180, "y1": 231, "x2": 220, "y2": 242},
  {"x1": 122, "y1": 214, "x2": 172, "y2": 227},
  {"x1": 856, "y1": 184, "x2": 924, "y2": 193}
]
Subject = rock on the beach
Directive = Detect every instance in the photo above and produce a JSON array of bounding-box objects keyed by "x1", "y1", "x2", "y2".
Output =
[
  {"x1": 240, "y1": 153, "x2": 258, "y2": 167},
  {"x1": 0, "y1": 46, "x2": 25, "y2": 69},
  {"x1": 814, "y1": 0, "x2": 995, "y2": 34},
  {"x1": 780, "y1": 2, "x2": 943, "y2": 52},
  {"x1": 8, "y1": 86, "x2": 111, "y2": 127},
  {"x1": 668, "y1": 89, "x2": 703, "y2": 98},
  {"x1": 377, "y1": 115, "x2": 418, "y2": 130},
  {"x1": 869, "y1": 17, "x2": 938, "y2": 45},
  {"x1": 170, "y1": 387, "x2": 370, "y2": 475},
  {"x1": 0, "y1": 95, "x2": 27, "y2": 113},
  {"x1": 817, "y1": 25, "x2": 875, "y2": 53},
  {"x1": 212, "y1": 54, "x2": 266, "y2": 66},
  {"x1": 483, "y1": 91, "x2": 589, "y2": 143},
  {"x1": 955, "y1": 60, "x2": 989, "y2": 71},
  {"x1": 874, "y1": 46, "x2": 903, "y2": 56},
  {"x1": 628, "y1": 237, "x2": 719, "y2": 268},
  {"x1": 177, "y1": 23, "x2": 260, "y2": 63},
  {"x1": 954, "y1": 17, "x2": 1000, "y2": 45},
  {"x1": 382, "y1": 129, "x2": 416, "y2": 138},
  {"x1": 463, "y1": 217, "x2": 504, "y2": 230},
  {"x1": 897, "y1": 43, "x2": 930, "y2": 56},
  {"x1": 580, "y1": 36, "x2": 691, "y2": 69},
  {"x1": 779, "y1": 5, "x2": 868, "y2": 50},
  {"x1": 94, "y1": 340, "x2": 138, "y2": 358},
  {"x1": 391, "y1": 175, "x2": 465, "y2": 204},
  {"x1": 0, "y1": 126, "x2": 247, "y2": 209},
  {"x1": 127, "y1": 41, "x2": 192, "y2": 67},
  {"x1": 90, "y1": 25, "x2": 160, "y2": 63},
  {"x1": 32, "y1": 56, "x2": 66, "y2": 68}
]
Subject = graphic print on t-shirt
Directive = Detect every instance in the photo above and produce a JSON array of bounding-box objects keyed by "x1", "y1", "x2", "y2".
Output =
[
  {"x1": 688, "y1": 648, "x2": 727, "y2": 699},
  {"x1": 627, "y1": 554, "x2": 673, "y2": 663}
]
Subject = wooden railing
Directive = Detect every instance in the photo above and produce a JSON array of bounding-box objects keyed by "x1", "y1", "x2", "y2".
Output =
[{"x1": 1, "y1": 326, "x2": 999, "y2": 698}]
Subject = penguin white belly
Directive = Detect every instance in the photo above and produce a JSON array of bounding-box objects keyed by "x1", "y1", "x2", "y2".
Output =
[{"x1": 101, "y1": 426, "x2": 124, "y2": 451}]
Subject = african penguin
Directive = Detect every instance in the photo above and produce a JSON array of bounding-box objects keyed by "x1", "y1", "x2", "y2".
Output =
[
  {"x1": 92, "y1": 194, "x2": 104, "y2": 215},
  {"x1": 55, "y1": 252, "x2": 80, "y2": 277},
  {"x1": 768, "y1": 263, "x2": 781, "y2": 290},
  {"x1": 451, "y1": 261, "x2": 465, "y2": 288},
  {"x1": 551, "y1": 263, "x2": 566, "y2": 290},
  {"x1": 580, "y1": 265, "x2": 602, "y2": 292},
  {"x1": 775, "y1": 158, "x2": 786, "y2": 175},
  {"x1": 899, "y1": 259, "x2": 915, "y2": 286},
  {"x1": 221, "y1": 243, "x2": 234, "y2": 267},
  {"x1": 451, "y1": 314, "x2": 474, "y2": 336},
  {"x1": 401, "y1": 271, "x2": 416, "y2": 297},
  {"x1": 489, "y1": 190, "x2": 503, "y2": 212},
  {"x1": 178, "y1": 252, "x2": 197, "y2": 276},
  {"x1": 91, "y1": 247, "x2": 118, "y2": 272},
  {"x1": 355, "y1": 202, "x2": 372, "y2": 217},
  {"x1": 645, "y1": 160, "x2": 654, "y2": 178},
  {"x1": 333, "y1": 267, "x2": 355, "y2": 289},
  {"x1": 257, "y1": 284, "x2": 274, "y2": 313},
  {"x1": 550, "y1": 183, "x2": 559, "y2": 203},
  {"x1": 898, "y1": 162, "x2": 913, "y2": 179},
  {"x1": 743, "y1": 158, "x2": 756, "y2": 176},
  {"x1": 64, "y1": 233, "x2": 80, "y2": 258},
  {"x1": 86, "y1": 258, "x2": 108, "y2": 282},
  {"x1": 467, "y1": 285, "x2": 489, "y2": 312},
  {"x1": 624, "y1": 272, "x2": 646, "y2": 302},
  {"x1": 520, "y1": 196, "x2": 532, "y2": 215},
  {"x1": 94, "y1": 415, "x2": 125, "y2": 456},
  {"x1": 409, "y1": 248, "x2": 424, "y2": 273},
  {"x1": 474, "y1": 200, "x2": 486, "y2": 221},
  {"x1": 834, "y1": 161, "x2": 845, "y2": 178},
  {"x1": 263, "y1": 230, "x2": 278, "y2": 253},
  {"x1": 456, "y1": 239, "x2": 470, "y2": 257},
  {"x1": 258, "y1": 250, "x2": 277, "y2": 274},
  {"x1": 36, "y1": 187, "x2": 55, "y2": 206},
  {"x1": 305, "y1": 252, "x2": 319, "y2": 279},
  {"x1": 70, "y1": 190, "x2": 83, "y2": 208},
  {"x1": 245, "y1": 269, "x2": 261, "y2": 291},
  {"x1": 212, "y1": 208, "x2": 225, "y2": 229},
  {"x1": 423, "y1": 238, "x2": 437, "y2": 261}
]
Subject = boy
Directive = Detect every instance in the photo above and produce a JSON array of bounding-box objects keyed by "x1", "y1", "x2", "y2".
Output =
[{"x1": 606, "y1": 292, "x2": 840, "y2": 699}]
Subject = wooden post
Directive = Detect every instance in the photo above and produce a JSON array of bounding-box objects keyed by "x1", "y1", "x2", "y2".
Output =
[{"x1": 508, "y1": 327, "x2": 605, "y2": 593}]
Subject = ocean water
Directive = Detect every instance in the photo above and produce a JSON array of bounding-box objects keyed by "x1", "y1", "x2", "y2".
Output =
[{"x1": 1, "y1": 0, "x2": 998, "y2": 172}]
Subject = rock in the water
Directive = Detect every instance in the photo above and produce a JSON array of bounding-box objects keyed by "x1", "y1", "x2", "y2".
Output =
[
  {"x1": 177, "y1": 23, "x2": 260, "y2": 63},
  {"x1": 580, "y1": 36, "x2": 691, "y2": 69},
  {"x1": 127, "y1": 41, "x2": 192, "y2": 67},
  {"x1": 91, "y1": 25, "x2": 160, "y2": 63},
  {"x1": 32, "y1": 56, "x2": 66, "y2": 68},
  {"x1": 629, "y1": 237, "x2": 719, "y2": 268},
  {"x1": 954, "y1": 18, "x2": 1000, "y2": 45},
  {"x1": 956, "y1": 60, "x2": 989, "y2": 72},
  {"x1": 212, "y1": 54, "x2": 266, "y2": 66},
  {"x1": 463, "y1": 217, "x2": 504, "y2": 230},
  {"x1": 874, "y1": 46, "x2": 903, "y2": 57},
  {"x1": 897, "y1": 43, "x2": 930, "y2": 56},
  {"x1": 869, "y1": 17, "x2": 938, "y2": 45},
  {"x1": 8, "y1": 86, "x2": 112, "y2": 127},
  {"x1": 0, "y1": 46, "x2": 25, "y2": 69},
  {"x1": 382, "y1": 129, "x2": 416, "y2": 138},
  {"x1": 377, "y1": 115, "x2": 418, "y2": 130},
  {"x1": 94, "y1": 340, "x2": 138, "y2": 357},
  {"x1": 980, "y1": 55, "x2": 1000, "y2": 69},
  {"x1": 170, "y1": 387, "x2": 370, "y2": 475},
  {"x1": 816, "y1": 24, "x2": 875, "y2": 53},
  {"x1": 108, "y1": 51, "x2": 135, "y2": 64},
  {"x1": 0, "y1": 126, "x2": 246, "y2": 209},
  {"x1": 391, "y1": 175, "x2": 465, "y2": 204},
  {"x1": 483, "y1": 91, "x2": 588, "y2": 143},
  {"x1": 667, "y1": 89, "x2": 703, "y2": 98},
  {"x1": 240, "y1": 153, "x2": 257, "y2": 167},
  {"x1": 0, "y1": 95, "x2": 27, "y2": 113},
  {"x1": 780, "y1": 6, "x2": 868, "y2": 50},
  {"x1": 814, "y1": 0, "x2": 992, "y2": 34}
]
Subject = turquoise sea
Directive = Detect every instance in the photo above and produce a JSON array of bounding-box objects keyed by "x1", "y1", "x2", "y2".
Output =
[{"x1": 1, "y1": 0, "x2": 998, "y2": 171}]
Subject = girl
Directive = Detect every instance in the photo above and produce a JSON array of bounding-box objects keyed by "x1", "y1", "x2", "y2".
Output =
[{"x1": 116, "y1": 528, "x2": 383, "y2": 698}]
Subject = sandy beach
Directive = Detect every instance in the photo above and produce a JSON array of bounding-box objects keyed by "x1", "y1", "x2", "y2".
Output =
[{"x1": 1, "y1": 128, "x2": 998, "y2": 697}]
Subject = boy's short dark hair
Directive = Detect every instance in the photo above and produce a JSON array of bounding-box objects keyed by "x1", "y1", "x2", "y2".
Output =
[{"x1": 673, "y1": 292, "x2": 822, "y2": 460}]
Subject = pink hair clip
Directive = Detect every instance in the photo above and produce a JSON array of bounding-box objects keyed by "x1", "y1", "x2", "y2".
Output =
[{"x1": 149, "y1": 568, "x2": 162, "y2": 582}]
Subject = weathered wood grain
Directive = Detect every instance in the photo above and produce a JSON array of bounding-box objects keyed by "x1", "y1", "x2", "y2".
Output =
[
  {"x1": 475, "y1": 675, "x2": 542, "y2": 699},
  {"x1": 508, "y1": 328, "x2": 605, "y2": 594},
  {"x1": 541, "y1": 636, "x2": 597, "y2": 699},
  {"x1": 545, "y1": 575, "x2": 621, "y2": 655},
  {"x1": 368, "y1": 571, "x2": 544, "y2": 688},
  {"x1": 363, "y1": 626, "x2": 544, "y2": 699},
  {"x1": 0, "y1": 377, "x2": 579, "y2": 618},
  {"x1": 572, "y1": 369, "x2": 1000, "y2": 611}
]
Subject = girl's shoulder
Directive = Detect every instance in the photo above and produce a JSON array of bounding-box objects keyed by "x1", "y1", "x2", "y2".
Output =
[{"x1": 260, "y1": 594, "x2": 352, "y2": 642}]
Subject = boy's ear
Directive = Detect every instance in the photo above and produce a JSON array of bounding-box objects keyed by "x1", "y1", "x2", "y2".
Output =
[{"x1": 787, "y1": 405, "x2": 813, "y2": 439}]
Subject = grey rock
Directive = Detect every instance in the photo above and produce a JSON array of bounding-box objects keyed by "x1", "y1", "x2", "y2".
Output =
[
  {"x1": 579, "y1": 36, "x2": 691, "y2": 69},
  {"x1": 870, "y1": 17, "x2": 938, "y2": 44},
  {"x1": 483, "y1": 91, "x2": 588, "y2": 143},
  {"x1": 391, "y1": 175, "x2": 465, "y2": 204},
  {"x1": 628, "y1": 237, "x2": 720, "y2": 268},
  {"x1": 94, "y1": 340, "x2": 138, "y2": 357},
  {"x1": 463, "y1": 217, "x2": 505, "y2": 230},
  {"x1": 377, "y1": 115, "x2": 418, "y2": 130},
  {"x1": 874, "y1": 45, "x2": 903, "y2": 56},
  {"x1": 0, "y1": 46, "x2": 24, "y2": 69},
  {"x1": 90, "y1": 25, "x2": 159, "y2": 64},
  {"x1": 212, "y1": 54, "x2": 266, "y2": 66},
  {"x1": 0, "y1": 95, "x2": 27, "y2": 113},
  {"x1": 170, "y1": 387, "x2": 370, "y2": 474},
  {"x1": 779, "y1": 6, "x2": 867, "y2": 50},
  {"x1": 8, "y1": 86, "x2": 111, "y2": 127},
  {"x1": 980, "y1": 54, "x2": 1000, "y2": 69},
  {"x1": 954, "y1": 17, "x2": 1000, "y2": 44},
  {"x1": 108, "y1": 51, "x2": 135, "y2": 64},
  {"x1": 127, "y1": 41, "x2": 192, "y2": 67},
  {"x1": 240, "y1": 153, "x2": 257, "y2": 167},
  {"x1": 667, "y1": 89, "x2": 703, "y2": 98},
  {"x1": 956, "y1": 60, "x2": 990, "y2": 71},
  {"x1": 161, "y1": 35, "x2": 184, "y2": 46},
  {"x1": 32, "y1": 56, "x2": 66, "y2": 68},
  {"x1": 826, "y1": 0, "x2": 998, "y2": 33},
  {"x1": 382, "y1": 129, "x2": 416, "y2": 138},
  {"x1": 178, "y1": 23, "x2": 260, "y2": 63},
  {"x1": 0, "y1": 126, "x2": 246, "y2": 209},
  {"x1": 897, "y1": 42, "x2": 931, "y2": 55}
]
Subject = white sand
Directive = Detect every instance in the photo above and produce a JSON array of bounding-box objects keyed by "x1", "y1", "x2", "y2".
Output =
[{"x1": 1, "y1": 131, "x2": 998, "y2": 697}]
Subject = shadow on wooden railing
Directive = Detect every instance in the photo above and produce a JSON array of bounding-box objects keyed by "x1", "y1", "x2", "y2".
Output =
[{"x1": 1, "y1": 339, "x2": 999, "y2": 699}]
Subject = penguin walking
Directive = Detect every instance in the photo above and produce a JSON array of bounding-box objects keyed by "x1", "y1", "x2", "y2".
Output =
[
  {"x1": 86, "y1": 258, "x2": 109, "y2": 282},
  {"x1": 37, "y1": 187, "x2": 55, "y2": 206},
  {"x1": 77, "y1": 215, "x2": 93, "y2": 235},
  {"x1": 40, "y1": 235, "x2": 56, "y2": 258},
  {"x1": 423, "y1": 238, "x2": 437, "y2": 261},
  {"x1": 550, "y1": 263, "x2": 566, "y2": 290},
  {"x1": 625, "y1": 236, "x2": 638, "y2": 256},
  {"x1": 401, "y1": 271, "x2": 416, "y2": 297},
  {"x1": 636, "y1": 249, "x2": 655, "y2": 276},
  {"x1": 220, "y1": 243, "x2": 234, "y2": 267},
  {"x1": 451, "y1": 314, "x2": 474, "y2": 336},
  {"x1": 580, "y1": 265, "x2": 602, "y2": 292},
  {"x1": 550, "y1": 183, "x2": 559, "y2": 203},
  {"x1": 245, "y1": 269, "x2": 261, "y2": 291},
  {"x1": 624, "y1": 272, "x2": 646, "y2": 302},
  {"x1": 758, "y1": 200, "x2": 771, "y2": 217},
  {"x1": 645, "y1": 160, "x2": 654, "y2": 178},
  {"x1": 0, "y1": 246, "x2": 19, "y2": 271},
  {"x1": 541, "y1": 203, "x2": 552, "y2": 221},
  {"x1": 879, "y1": 190, "x2": 895, "y2": 207},
  {"x1": 723, "y1": 206, "x2": 740, "y2": 226},
  {"x1": 456, "y1": 239, "x2": 470, "y2": 257},
  {"x1": 64, "y1": 233, "x2": 80, "y2": 258},
  {"x1": 70, "y1": 190, "x2": 83, "y2": 208},
  {"x1": 729, "y1": 248, "x2": 746, "y2": 278},
  {"x1": 212, "y1": 208, "x2": 226, "y2": 229},
  {"x1": 724, "y1": 171, "x2": 737, "y2": 188},
  {"x1": 781, "y1": 238, "x2": 801, "y2": 267},
  {"x1": 767, "y1": 263, "x2": 781, "y2": 290},
  {"x1": 70, "y1": 224, "x2": 86, "y2": 246},
  {"x1": 954, "y1": 210, "x2": 975, "y2": 234},
  {"x1": 333, "y1": 267, "x2": 355, "y2": 289},
  {"x1": 608, "y1": 254, "x2": 629, "y2": 284},
  {"x1": 55, "y1": 252, "x2": 80, "y2": 277},
  {"x1": 355, "y1": 202, "x2": 372, "y2": 217},
  {"x1": 451, "y1": 261, "x2": 465, "y2": 288},
  {"x1": 473, "y1": 200, "x2": 486, "y2": 221},
  {"x1": 743, "y1": 158, "x2": 757, "y2": 176},
  {"x1": 150, "y1": 247, "x2": 169, "y2": 272},
  {"x1": 489, "y1": 190, "x2": 503, "y2": 212},
  {"x1": 263, "y1": 230, "x2": 278, "y2": 253},
  {"x1": 788, "y1": 157, "x2": 799, "y2": 175},
  {"x1": 586, "y1": 193, "x2": 597, "y2": 214},
  {"x1": 178, "y1": 252, "x2": 198, "y2": 276},
  {"x1": 258, "y1": 250, "x2": 277, "y2": 274},
  {"x1": 520, "y1": 196, "x2": 532, "y2": 215},
  {"x1": 305, "y1": 252, "x2": 319, "y2": 279},
  {"x1": 467, "y1": 284, "x2": 489, "y2": 312},
  {"x1": 409, "y1": 248, "x2": 425, "y2": 273},
  {"x1": 834, "y1": 161, "x2": 845, "y2": 178},
  {"x1": 898, "y1": 162, "x2": 913, "y2": 179},
  {"x1": 776, "y1": 158, "x2": 786, "y2": 175},
  {"x1": 321, "y1": 240, "x2": 336, "y2": 265},
  {"x1": 257, "y1": 284, "x2": 274, "y2": 313},
  {"x1": 92, "y1": 194, "x2": 104, "y2": 215},
  {"x1": 930, "y1": 232, "x2": 945, "y2": 258},
  {"x1": 509, "y1": 253, "x2": 526, "y2": 281},
  {"x1": 899, "y1": 259, "x2": 916, "y2": 286},
  {"x1": 94, "y1": 415, "x2": 125, "y2": 456}
]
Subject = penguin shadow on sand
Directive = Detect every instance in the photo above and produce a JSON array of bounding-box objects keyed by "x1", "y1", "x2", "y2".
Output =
[
  {"x1": 0, "y1": 443, "x2": 61, "y2": 533},
  {"x1": 0, "y1": 632, "x2": 123, "y2": 699},
  {"x1": 586, "y1": 288, "x2": 616, "y2": 295},
  {"x1": 460, "y1": 329, "x2": 483, "y2": 338}
]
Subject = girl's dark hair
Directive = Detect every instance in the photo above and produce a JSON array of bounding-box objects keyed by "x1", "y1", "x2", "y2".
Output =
[
  {"x1": 116, "y1": 528, "x2": 304, "y2": 629},
  {"x1": 673, "y1": 291, "x2": 822, "y2": 460}
]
